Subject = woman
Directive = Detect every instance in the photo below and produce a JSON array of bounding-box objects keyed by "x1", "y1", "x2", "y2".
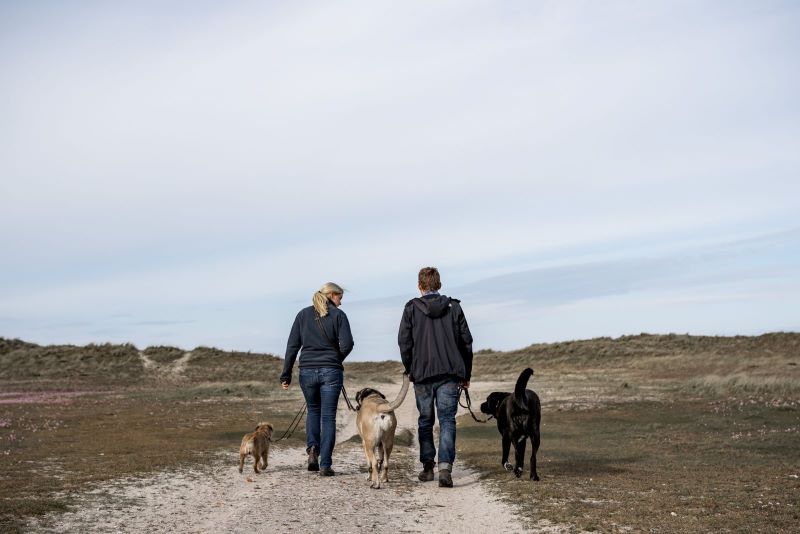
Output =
[{"x1": 280, "y1": 282, "x2": 354, "y2": 476}]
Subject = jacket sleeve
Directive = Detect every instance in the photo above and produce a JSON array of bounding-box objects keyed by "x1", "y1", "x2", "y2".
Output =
[
  {"x1": 337, "y1": 311, "x2": 354, "y2": 358},
  {"x1": 455, "y1": 304, "x2": 474, "y2": 381},
  {"x1": 398, "y1": 304, "x2": 413, "y2": 374},
  {"x1": 280, "y1": 312, "x2": 302, "y2": 384}
]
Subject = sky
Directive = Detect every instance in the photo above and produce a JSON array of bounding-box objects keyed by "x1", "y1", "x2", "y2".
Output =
[{"x1": 1, "y1": 1, "x2": 799, "y2": 360}]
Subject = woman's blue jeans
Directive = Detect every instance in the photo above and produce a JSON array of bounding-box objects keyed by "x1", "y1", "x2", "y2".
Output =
[
  {"x1": 414, "y1": 377, "x2": 460, "y2": 470},
  {"x1": 299, "y1": 367, "x2": 343, "y2": 469}
]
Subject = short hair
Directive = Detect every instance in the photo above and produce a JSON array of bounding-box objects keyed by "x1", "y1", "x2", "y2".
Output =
[{"x1": 418, "y1": 267, "x2": 442, "y2": 292}]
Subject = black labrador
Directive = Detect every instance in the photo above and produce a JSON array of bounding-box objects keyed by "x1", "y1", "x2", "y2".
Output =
[{"x1": 480, "y1": 367, "x2": 541, "y2": 480}]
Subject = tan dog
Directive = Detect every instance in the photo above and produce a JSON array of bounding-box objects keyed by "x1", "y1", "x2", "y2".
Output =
[
  {"x1": 238, "y1": 422, "x2": 273, "y2": 474},
  {"x1": 355, "y1": 374, "x2": 410, "y2": 489}
]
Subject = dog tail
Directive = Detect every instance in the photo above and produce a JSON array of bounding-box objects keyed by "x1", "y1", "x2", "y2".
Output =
[
  {"x1": 378, "y1": 373, "x2": 410, "y2": 413},
  {"x1": 514, "y1": 368, "x2": 534, "y2": 409}
]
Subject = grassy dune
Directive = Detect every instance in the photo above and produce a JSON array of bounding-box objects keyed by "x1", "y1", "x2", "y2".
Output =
[{"x1": 1, "y1": 334, "x2": 798, "y2": 532}]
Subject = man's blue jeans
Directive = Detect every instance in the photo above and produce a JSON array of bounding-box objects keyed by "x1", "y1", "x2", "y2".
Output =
[
  {"x1": 414, "y1": 376, "x2": 460, "y2": 470},
  {"x1": 299, "y1": 367, "x2": 343, "y2": 469}
]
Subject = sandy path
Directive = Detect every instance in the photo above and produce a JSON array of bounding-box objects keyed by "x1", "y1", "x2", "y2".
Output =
[{"x1": 33, "y1": 382, "x2": 538, "y2": 533}]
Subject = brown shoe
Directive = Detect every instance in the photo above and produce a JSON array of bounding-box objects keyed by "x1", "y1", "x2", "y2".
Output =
[
  {"x1": 319, "y1": 467, "x2": 335, "y2": 476},
  {"x1": 438, "y1": 468, "x2": 453, "y2": 488},
  {"x1": 307, "y1": 447, "x2": 319, "y2": 472},
  {"x1": 418, "y1": 462, "x2": 435, "y2": 482}
]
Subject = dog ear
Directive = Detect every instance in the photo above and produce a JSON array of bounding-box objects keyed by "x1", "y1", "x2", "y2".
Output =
[
  {"x1": 355, "y1": 389, "x2": 365, "y2": 403},
  {"x1": 485, "y1": 392, "x2": 510, "y2": 414},
  {"x1": 481, "y1": 393, "x2": 500, "y2": 414}
]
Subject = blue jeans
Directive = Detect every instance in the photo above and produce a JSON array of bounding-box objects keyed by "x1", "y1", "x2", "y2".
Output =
[
  {"x1": 414, "y1": 377, "x2": 460, "y2": 469},
  {"x1": 299, "y1": 367, "x2": 343, "y2": 469}
]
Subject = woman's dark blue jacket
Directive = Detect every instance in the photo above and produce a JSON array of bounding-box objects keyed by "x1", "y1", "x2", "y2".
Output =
[{"x1": 280, "y1": 303, "x2": 354, "y2": 385}]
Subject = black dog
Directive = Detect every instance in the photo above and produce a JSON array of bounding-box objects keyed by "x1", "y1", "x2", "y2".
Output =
[{"x1": 479, "y1": 368, "x2": 541, "y2": 480}]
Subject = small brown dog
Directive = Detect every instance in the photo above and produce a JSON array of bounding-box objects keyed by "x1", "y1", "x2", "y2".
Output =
[{"x1": 238, "y1": 422, "x2": 273, "y2": 474}]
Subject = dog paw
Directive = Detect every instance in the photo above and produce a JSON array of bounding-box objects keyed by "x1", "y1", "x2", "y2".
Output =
[
  {"x1": 504, "y1": 462, "x2": 514, "y2": 471},
  {"x1": 531, "y1": 475, "x2": 540, "y2": 481},
  {"x1": 514, "y1": 467, "x2": 523, "y2": 478}
]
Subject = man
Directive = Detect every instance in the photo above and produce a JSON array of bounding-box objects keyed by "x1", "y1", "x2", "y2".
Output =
[{"x1": 398, "y1": 266, "x2": 473, "y2": 488}]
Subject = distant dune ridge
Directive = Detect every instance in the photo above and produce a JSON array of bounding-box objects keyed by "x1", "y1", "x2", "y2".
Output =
[{"x1": 1, "y1": 333, "x2": 798, "y2": 393}]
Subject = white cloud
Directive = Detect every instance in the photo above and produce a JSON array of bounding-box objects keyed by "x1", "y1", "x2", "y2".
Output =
[{"x1": 1, "y1": 1, "x2": 798, "y2": 352}]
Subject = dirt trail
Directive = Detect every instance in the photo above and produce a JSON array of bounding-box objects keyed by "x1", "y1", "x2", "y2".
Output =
[
  {"x1": 138, "y1": 351, "x2": 193, "y2": 379},
  {"x1": 34, "y1": 382, "x2": 543, "y2": 533}
]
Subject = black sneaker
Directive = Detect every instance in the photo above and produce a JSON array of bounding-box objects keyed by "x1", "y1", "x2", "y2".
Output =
[
  {"x1": 307, "y1": 448, "x2": 319, "y2": 472},
  {"x1": 418, "y1": 462, "x2": 435, "y2": 482},
  {"x1": 438, "y1": 468, "x2": 453, "y2": 488},
  {"x1": 319, "y1": 467, "x2": 335, "y2": 476}
]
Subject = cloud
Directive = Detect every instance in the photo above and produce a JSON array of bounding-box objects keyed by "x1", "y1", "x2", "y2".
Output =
[{"x1": 0, "y1": 1, "x2": 798, "y2": 355}]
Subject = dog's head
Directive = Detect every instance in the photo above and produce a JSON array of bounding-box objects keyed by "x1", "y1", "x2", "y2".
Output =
[
  {"x1": 480, "y1": 392, "x2": 510, "y2": 416},
  {"x1": 355, "y1": 387, "x2": 386, "y2": 407},
  {"x1": 255, "y1": 422, "x2": 274, "y2": 438}
]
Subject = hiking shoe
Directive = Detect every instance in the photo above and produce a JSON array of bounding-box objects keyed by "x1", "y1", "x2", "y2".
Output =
[
  {"x1": 307, "y1": 448, "x2": 319, "y2": 472},
  {"x1": 438, "y1": 468, "x2": 453, "y2": 488},
  {"x1": 418, "y1": 462, "x2": 435, "y2": 482},
  {"x1": 319, "y1": 467, "x2": 335, "y2": 477}
]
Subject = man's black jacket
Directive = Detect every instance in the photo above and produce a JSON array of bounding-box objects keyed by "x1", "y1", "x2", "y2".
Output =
[{"x1": 398, "y1": 294, "x2": 473, "y2": 383}]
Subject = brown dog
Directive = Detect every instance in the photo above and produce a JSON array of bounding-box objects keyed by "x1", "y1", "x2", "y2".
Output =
[
  {"x1": 238, "y1": 422, "x2": 273, "y2": 474},
  {"x1": 355, "y1": 374, "x2": 410, "y2": 489}
]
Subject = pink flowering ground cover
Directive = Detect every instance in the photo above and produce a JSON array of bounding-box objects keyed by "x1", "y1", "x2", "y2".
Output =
[{"x1": 0, "y1": 391, "x2": 101, "y2": 405}]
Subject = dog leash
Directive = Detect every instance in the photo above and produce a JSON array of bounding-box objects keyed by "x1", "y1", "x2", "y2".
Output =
[
  {"x1": 272, "y1": 385, "x2": 357, "y2": 443},
  {"x1": 341, "y1": 385, "x2": 359, "y2": 412},
  {"x1": 272, "y1": 401, "x2": 307, "y2": 442},
  {"x1": 312, "y1": 310, "x2": 359, "y2": 412},
  {"x1": 459, "y1": 387, "x2": 493, "y2": 424}
]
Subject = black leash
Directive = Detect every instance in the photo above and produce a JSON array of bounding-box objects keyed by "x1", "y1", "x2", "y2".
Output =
[
  {"x1": 459, "y1": 387, "x2": 493, "y2": 424},
  {"x1": 272, "y1": 401, "x2": 307, "y2": 442},
  {"x1": 341, "y1": 385, "x2": 358, "y2": 412}
]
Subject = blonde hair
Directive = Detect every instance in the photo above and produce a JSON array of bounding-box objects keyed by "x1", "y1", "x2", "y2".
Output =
[{"x1": 312, "y1": 282, "x2": 345, "y2": 317}]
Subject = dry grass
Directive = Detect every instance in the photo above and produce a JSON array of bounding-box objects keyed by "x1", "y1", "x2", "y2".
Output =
[
  {"x1": 687, "y1": 373, "x2": 800, "y2": 397},
  {"x1": 457, "y1": 399, "x2": 799, "y2": 532},
  {"x1": 1, "y1": 333, "x2": 799, "y2": 532},
  {"x1": 0, "y1": 342, "x2": 142, "y2": 383},
  {"x1": 0, "y1": 386, "x2": 308, "y2": 533},
  {"x1": 459, "y1": 332, "x2": 800, "y2": 532}
]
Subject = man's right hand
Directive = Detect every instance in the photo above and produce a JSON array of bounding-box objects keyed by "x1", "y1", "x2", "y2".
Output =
[{"x1": 281, "y1": 381, "x2": 289, "y2": 390}]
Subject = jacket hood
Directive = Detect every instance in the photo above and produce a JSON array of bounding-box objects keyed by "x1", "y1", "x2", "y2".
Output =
[{"x1": 412, "y1": 295, "x2": 452, "y2": 318}]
